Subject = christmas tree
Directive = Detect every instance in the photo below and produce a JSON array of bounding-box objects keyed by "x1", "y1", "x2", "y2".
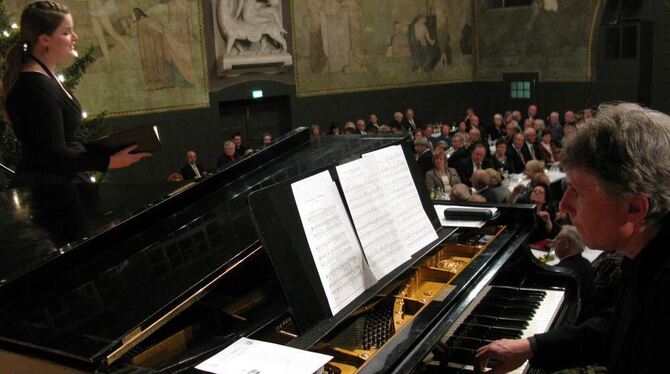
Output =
[{"x1": 0, "y1": 1, "x2": 105, "y2": 187}]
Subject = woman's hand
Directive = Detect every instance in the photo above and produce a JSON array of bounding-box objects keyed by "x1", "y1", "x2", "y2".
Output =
[{"x1": 108, "y1": 145, "x2": 151, "y2": 170}]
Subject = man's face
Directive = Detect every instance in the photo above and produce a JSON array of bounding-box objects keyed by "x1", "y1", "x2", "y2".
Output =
[
  {"x1": 394, "y1": 112, "x2": 403, "y2": 121},
  {"x1": 472, "y1": 147, "x2": 486, "y2": 164},
  {"x1": 263, "y1": 135, "x2": 272, "y2": 144},
  {"x1": 423, "y1": 127, "x2": 433, "y2": 137},
  {"x1": 471, "y1": 116, "x2": 480, "y2": 127},
  {"x1": 357, "y1": 120, "x2": 366, "y2": 130},
  {"x1": 414, "y1": 143, "x2": 426, "y2": 153},
  {"x1": 559, "y1": 169, "x2": 630, "y2": 251},
  {"x1": 225, "y1": 144, "x2": 236, "y2": 156},
  {"x1": 513, "y1": 134, "x2": 525, "y2": 148},
  {"x1": 528, "y1": 105, "x2": 538, "y2": 117},
  {"x1": 452, "y1": 137, "x2": 463, "y2": 149},
  {"x1": 549, "y1": 112, "x2": 559, "y2": 124},
  {"x1": 186, "y1": 151, "x2": 196, "y2": 164},
  {"x1": 233, "y1": 135, "x2": 242, "y2": 146},
  {"x1": 505, "y1": 123, "x2": 517, "y2": 136},
  {"x1": 441, "y1": 124, "x2": 450, "y2": 134},
  {"x1": 513, "y1": 111, "x2": 522, "y2": 121},
  {"x1": 370, "y1": 114, "x2": 378, "y2": 124},
  {"x1": 565, "y1": 111, "x2": 575, "y2": 123},
  {"x1": 526, "y1": 130, "x2": 537, "y2": 144},
  {"x1": 406, "y1": 109, "x2": 414, "y2": 119},
  {"x1": 469, "y1": 130, "x2": 480, "y2": 142}
]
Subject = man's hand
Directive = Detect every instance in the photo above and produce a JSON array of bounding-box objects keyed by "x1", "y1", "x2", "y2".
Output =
[{"x1": 475, "y1": 339, "x2": 533, "y2": 374}]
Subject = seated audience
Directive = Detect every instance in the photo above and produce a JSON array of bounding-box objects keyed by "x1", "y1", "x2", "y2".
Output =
[
  {"x1": 504, "y1": 121, "x2": 521, "y2": 141},
  {"x1": 553, "y1": 225, "x2": 594, "y2": 310},
  {"x1": 217, "y1": 140, "x2": 238, "y2": 169},
  {"x1": 471, "y1": 170, "x2": 497, "y2": 203},
  {"x1": 485, "y1": 168, "x2": 510, "y2": 203},
  {"x1": 528, "y1": 183, "x2": 559, "y2": 242},
  {"x1": 232, "y1": 132, "x2": 248, "y2": 157},
  {"x1": 367, "y1": 113, "x2": 381, "y2": 133},
  {"x1": 455, "y1": 143, "x2": 493, "y2": 187},
  {"x1": 524, "y1": 159, "x2": 546, "y2": 180},
  {"x1": 355, "y1": 119, "x2": 368, "y2": 135},
  {"x1": 539, "y1": 131, "x2": 560, "y2": 165},
  {"x1": 454, "y1": 121, "x2": 470, "y2": 144},
  {"x1": 343, "y1": 122, "x2": 356, "y2": 134},
  {"x1": 507, "y1": 132, "x2": 528, "y2": 174},
  {"x1": 403, "y1": 108, "x2": 421, "y2": 132},
  {"x1": 492, "y1": 139, "x2": 511, "y2": 173},
  {"x1": 524, "y1": 128, "x2": 543, "y2": 161},
  {"x1": 328, "y1": 123, "x2": 341, "y2": 135},
  {"x1": 310, "y1": 123, "x2": 321, "y2": 136},
  {"x1": 426, "y1": 149, "x2": 461, "y2": 197},
  {"x1": 546, "y1": 111, "x2": 563, "y2": 144},
  {"x1": 447, "y1": 134, "x2": 468, "y2": 167},
  {"x1": 450, "y1": 183, "x2": 472, "y2": 202},
  {"x1": 388, "y1": 112, "x2": 404, "y2": 130},
  {"x1": 414, "y1": 137, "x2": 433, "y2": 177},
  {"x1": 433, "y1": 123, "x2": 452, "y2": 147},
  {"x1": 180, "y1": 150, "x2": 207, "y2": 180},
  {"x1": 262, "y1": 132, "x2": 273, "y2": 147},
  {"x1": 489, "y1": 113, "x2": 506, "y2": 141}
]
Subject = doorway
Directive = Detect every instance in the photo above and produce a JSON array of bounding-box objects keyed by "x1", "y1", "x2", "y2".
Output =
[{"x1": 219, "y1": 96, "x2": 292, "y2": 149}]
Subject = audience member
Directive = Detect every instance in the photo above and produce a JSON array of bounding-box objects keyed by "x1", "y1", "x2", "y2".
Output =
[
  {"x1": 533, "y1": 119, "x2": 546, "y2": 135},
  {"x1": 490, "y1": 113, "x2": 506, "y2": 141},
  {"x1": 546, "y1": 111, "x2": 563, "y2": 144},
  {"x1": 447, "y1": 134, "x2": 468, "y2": 167},
  {"x1": 507, "y1": 133, "x2": 528, "y2": 174},
  {"x1": 425, "y1": 149, "x2": 460, "y2": 197},
  {"x1": 524, "y1": 159, "x2": 546, "y2": 180},
  {"x1": 539, "y1": 131, "x2": 559, "y2": 165},
  {"x1": 553, "y1": 225, "x2": 594, "y2": 311},
  {"x1": 471, "y1": 169, "x2": 497, "y2": 202},
  {"x1": 450, "y1": 183, "x2": 471, "y2": 202},
  {"x1": 355, "y1": 119, "x2": 368, "y2": 135},
  {"x1": 524, "y1": 128, "x2": 542, "y2": 161},
  {"x1": 328, "y1": 123, "x2": 341, "y2": 135},
  {"x1": 455, "y1": 143, "x2": 492, "y2": 187},
  {"x1": 527, "y1": 104, "x2": 539, "y2": 122},
  {"x1": 504, "y1": 121, "x2": 520, "y2": 141},
  {"x1": 180, "y1": 150, "x2": 206, "y2": 180},
  {"x1": 403, "y1": 108, "x2": 420, "y2": 132},
  {"x1": 485, "y1": 168, "x2": 510, "y2": 203},
  {"x1": 528, "y1": 183, "x2": 559, "y2": 242},
  {"x1": 262, "y1": 132, "x2": 273, "y2": 147},
  {"x1": 367, "y1": 113, "x2": 381, "y2": 133},
  {"x1": 564, "y1": 110, "x2": 576, "y2": 126},
  {"x1": 454, "y1": 121, "x2": 470, "y2": 144},
  {"x1": 343, "y1": 122, "x2": 356, "y2": 134},
  {"x1": 433, "y1": 123, "x2": 452, "y2": 147},
  {"x1": 492, "y1": 139, "x2": 511, "y2": 173},
  {"x1": 388, "y1": 112, "x2": 404, "y2": 130},
  {"x1": 232, "y1": 132, "x2": 248, "y2": 157},
  {"x1": 414, "y1": 137, "x2": 433, "y2": 176},
  {"x1": 217, "y1": 140, "x2": 238, "y2": 169},
  {"x1": 310, "y1": 123, "x2": 321, "y2": 136},
  {"x1": 562, "y1": 123, "x2": 577, "y2": 145}
]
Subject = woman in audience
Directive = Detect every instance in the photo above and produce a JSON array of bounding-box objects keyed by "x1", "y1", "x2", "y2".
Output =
[
  {"x1": 328, "y1": 123, "x2": 341, "y2": 135},
  {"x1": 489, "y1": 114, "x2": 505, "y2": 141},
  {"x1": 485, "y1": 168, "x2": 510, "y2": 203},
  {"x1": 425, "y1": 149, "x2": 460, "y2": 198},
  {"x1": 492, "y1": 139, "x2": 510, "y2": 173},
  {"x1": 539, "y1": 131, "x2": 560, "y2": 166},
  {"x1": 310, "y1": 123, "x2": 321, "y2": 136},
  {"x1": 524, "y1": 159, "x2": 546, "y2": 180},
  {"x1": 454, "y1": 121, "x2": 469, "y2": 145},
  {"x1": 528, "y1": 183, "x2": 559, "y2": 242}
]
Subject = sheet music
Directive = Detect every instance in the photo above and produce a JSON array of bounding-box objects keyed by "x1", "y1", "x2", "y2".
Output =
[
  {"x1": 336, "y1": 157, "x2": 411, "y2": 279},
  {"x1": 291, "y1": 171, "x2": 374, "y2": 315},
  {"x1": 196, "y1": 337, "x2": 333, "y2": 374},
  {"x1": 363, "y1": 145, "x2": 438, "y2": 257}
]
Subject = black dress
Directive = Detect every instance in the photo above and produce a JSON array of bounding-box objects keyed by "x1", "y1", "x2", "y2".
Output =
[{"x1": 7, "y1": 72, "x2": 109, "y2": 187}]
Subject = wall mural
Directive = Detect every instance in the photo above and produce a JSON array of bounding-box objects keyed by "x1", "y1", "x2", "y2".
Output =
[
  {"x1": 475, "y1": 0, "x2": 601, "y2": 81},
  {"x1": 6, "y1": 0, "x2": 209, "y2": 116},
  {"x1": 292, "y1": 0, "x2": 475, "y2": 97}
]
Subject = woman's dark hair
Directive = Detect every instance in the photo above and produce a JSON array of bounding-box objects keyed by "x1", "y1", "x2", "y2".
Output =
[{"x1": 1, "y1": 1, "x2": 69, "y2": 122}]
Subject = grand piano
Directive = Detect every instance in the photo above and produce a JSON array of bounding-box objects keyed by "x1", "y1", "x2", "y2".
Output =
[{"x1": 0, "y1": 128, "x2": 580, "y2": 373}]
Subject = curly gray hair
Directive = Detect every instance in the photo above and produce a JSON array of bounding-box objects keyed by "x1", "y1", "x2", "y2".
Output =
[{"x1": 561, "y1": 103, "x2": 670, "y2": 224}]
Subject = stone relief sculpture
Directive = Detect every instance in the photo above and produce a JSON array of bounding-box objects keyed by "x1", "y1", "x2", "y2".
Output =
[{"x1": 216, "y1": 0, "x2": 292, "y2": 76}]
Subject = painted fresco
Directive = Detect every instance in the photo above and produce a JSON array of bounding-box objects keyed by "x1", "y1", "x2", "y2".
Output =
[
  {"x1": 6, "y1": 0, "x2": 209, "y2": 116},
  {"x1": 475, "y1": 0, "x2": 601, "y2": 81},
  {"x1": 292, "y1": 0, "x2": 475, "y2": 97}
]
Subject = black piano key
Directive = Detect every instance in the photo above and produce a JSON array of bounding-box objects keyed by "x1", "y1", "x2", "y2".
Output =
[
  {"x1": 466, "y1": 314, "x2": 529, "y2": 330},
  {"x1": 447, "y1": 336, "x2": 486, "y2": 350}
]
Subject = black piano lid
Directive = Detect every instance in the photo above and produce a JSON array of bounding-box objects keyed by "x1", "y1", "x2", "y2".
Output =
[{"x1": 0, "y1": 128, "x2": 405, "y2": 368}]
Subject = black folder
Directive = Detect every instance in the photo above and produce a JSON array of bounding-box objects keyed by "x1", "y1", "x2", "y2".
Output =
[{"x1": 85, "y1": 126, "x2": 161, "y2": 154}]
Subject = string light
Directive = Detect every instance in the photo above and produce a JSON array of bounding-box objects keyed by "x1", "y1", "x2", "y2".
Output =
[
  {"x1": 82, "y1": 111, "x2": 88, "y2": 119},
  {"x1": 57, "y1": 74, "x2": 65, "y2": 82},
  {"x1": 2, "y1": 30, "x2": 8, "y2": 37},
  {"x1": 10, "y1": 23, "x2": 17, "y2": 29},
  {"x1": 89, "y1": 176, "x2": 96, "y2": 183}
]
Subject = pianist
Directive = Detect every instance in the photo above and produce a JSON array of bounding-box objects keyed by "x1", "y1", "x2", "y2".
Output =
[{"x1": 475, "y1": 102, "x2": 670, "y2": 374}]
